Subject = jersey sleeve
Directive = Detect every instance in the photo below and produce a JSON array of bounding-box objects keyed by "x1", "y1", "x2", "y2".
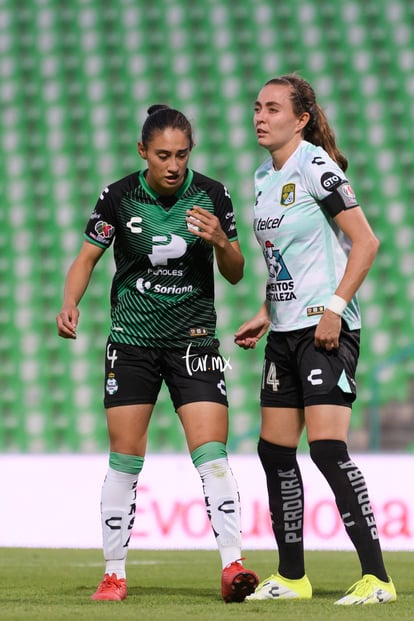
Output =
[
  {"x1": 209, "y1": 182, "x2": 239, "y2": 241},
  {"x1": 84, "y1": 184, "x2": 117, "y2": 249},
  {"x1": 303, "y1": 148, "x2": 359, "y2": 218}
]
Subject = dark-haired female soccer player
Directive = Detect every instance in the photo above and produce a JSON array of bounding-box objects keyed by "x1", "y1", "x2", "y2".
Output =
[
  {"x1": 235, "y1": 74, "x2": 396, "y2": 605},
  {"x1": 57, "y1": 104, "x2": 258, "y2": 603}
]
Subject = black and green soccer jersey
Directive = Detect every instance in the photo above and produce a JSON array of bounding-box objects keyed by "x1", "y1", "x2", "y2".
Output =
[{"x1": 84, "y1": 169, "x2": 239, "y2": 349}]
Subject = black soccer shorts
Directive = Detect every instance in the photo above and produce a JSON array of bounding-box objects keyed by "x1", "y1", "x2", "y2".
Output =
[
  {"x1": 103, "y1": 340, "x2": 229, "y2": 409},
  {"x1": 261, "y1": 322, "x2": 360, "y2": 409}
]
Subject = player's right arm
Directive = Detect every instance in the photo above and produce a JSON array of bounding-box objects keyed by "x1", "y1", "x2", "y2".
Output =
[
  {"x1": 56, "y1": 240, "x2": 105, "y2": 339},
  {"x1": 234, "y1": 300, "x2": 271, "y2": 349}
]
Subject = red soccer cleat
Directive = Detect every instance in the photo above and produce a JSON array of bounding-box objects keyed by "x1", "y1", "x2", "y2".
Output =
[
  {"x1": 91, "y1": 573, "x2": 127, "y2": 601},
  {"x1": 221, "y1": 559, "x2": 259, "y2": 603}
]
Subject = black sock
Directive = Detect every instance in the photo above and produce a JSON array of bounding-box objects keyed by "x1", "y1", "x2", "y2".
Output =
[
  {"x1": 309, "y1": 439, "x2": 388, "y2": 582},
  {"x1": 258, "y1": 437, "x2": 305, "y2": 579}
]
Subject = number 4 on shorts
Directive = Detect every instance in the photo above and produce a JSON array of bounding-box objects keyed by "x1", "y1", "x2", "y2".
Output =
[{"x1": 263, "y1": 361, "x2": 280, "y2": 391}]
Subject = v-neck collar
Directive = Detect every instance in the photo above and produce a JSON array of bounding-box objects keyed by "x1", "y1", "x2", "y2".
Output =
[{"x1": 139, "y1": 169, "x2": 194, "y2": 201}]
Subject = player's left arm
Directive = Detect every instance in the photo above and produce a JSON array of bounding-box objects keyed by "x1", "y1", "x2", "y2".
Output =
[
  {"x1": 305, "y1": 153, "x2": 379, "y2": 348},
  {"x1": 332, "y1": 206, "x2": 380, "y2": 303},
  {"x1": 306, "y1": 154, "x2": 379, "y2": 298},
  {"x1": 315, "y1": 206, "x2": 379, "y2": 350},
  {"x1": 186, "y1": 179, "x2": 245, "y2": 285},
  {"x1": 214, "y1": 237, "x2": 244, "y2": 285},
  {"x1": 186, "y1": 205, "x2": 244, "y2": 283}
]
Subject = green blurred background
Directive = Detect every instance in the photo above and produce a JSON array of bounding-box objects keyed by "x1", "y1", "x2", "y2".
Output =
[{"x1": 1, "y1": 0, "x2": 414, "y2": 454}]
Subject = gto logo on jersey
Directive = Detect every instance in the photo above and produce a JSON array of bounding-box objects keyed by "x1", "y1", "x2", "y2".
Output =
[
  {"x1": 280, "y1": 183, "x2": 295, "y2": 206},
  {"x1": 321, "y1": 171, "x2": 342, "y2": 191}
]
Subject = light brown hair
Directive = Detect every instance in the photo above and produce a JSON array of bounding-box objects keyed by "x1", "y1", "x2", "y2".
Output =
[{"x1": 265, "y1": 74, "x2": 348, "y2": 172}]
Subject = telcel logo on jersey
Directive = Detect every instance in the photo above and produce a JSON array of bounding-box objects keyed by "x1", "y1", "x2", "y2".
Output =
[{"x1": 255, "y1": 215, "x2": 285, "y2": 231}]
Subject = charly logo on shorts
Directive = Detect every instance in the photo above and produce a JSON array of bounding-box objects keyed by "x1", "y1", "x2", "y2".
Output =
[
  {"x1": 106, "y1": 372, "x2": 119, "y2": 395},
  {"x1": 280, "y1": 183, "x2": 295, "y2": 206},
  {"x1": 307, "y1": 369, "x2": 323, "y2": 385}
]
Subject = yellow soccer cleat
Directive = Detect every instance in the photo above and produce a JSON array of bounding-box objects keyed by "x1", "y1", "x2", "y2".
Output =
[{"x1": 335, "y1": 574, "x2": 396, "y2": 605}]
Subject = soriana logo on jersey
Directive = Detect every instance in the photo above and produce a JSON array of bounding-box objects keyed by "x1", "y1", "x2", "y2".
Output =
[{"x1": 280, "y1": 183, "x2": 296, "y2": 206}]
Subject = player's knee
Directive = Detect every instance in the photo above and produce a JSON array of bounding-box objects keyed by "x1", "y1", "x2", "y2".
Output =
[
  {"x1": 191, "y1": 441, "x2": 227, "y2": 467},
  {"x1": 309, "y1": 439, "x2": 349, "y2": 472},
  {"x1": 258, "y1": 437, "x2": 298, "y2": 472}
]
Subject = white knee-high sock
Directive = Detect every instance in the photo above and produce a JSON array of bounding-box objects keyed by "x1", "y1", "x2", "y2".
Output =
[
  {"x1": 196, "y1": 458, "x2": 242, "y2": 568},
  {"x1": 100, "y1": 467, "x2": 138, "y2": 579}
]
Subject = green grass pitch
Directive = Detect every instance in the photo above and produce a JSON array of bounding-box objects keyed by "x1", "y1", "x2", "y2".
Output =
[{"x1": 1, "y1": 548, "x2": 413, "y2": 621}]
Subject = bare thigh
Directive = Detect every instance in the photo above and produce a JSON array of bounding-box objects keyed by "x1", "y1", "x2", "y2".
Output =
[
  {"x1": 260, "y1": 404, "x2": 352, "y2": 448},
  {"x1": 106, "y1": 404, "x2": 154, "y2": 456},
  {"x1": 304, "y1": 404, "x2": 351, "y2": 443},
  {"x1": 260, "y1": 406, "x2": 305, "y2": 448},
  {"x1": 177, "y1": 401, "x2": 229, "y2": 453}
]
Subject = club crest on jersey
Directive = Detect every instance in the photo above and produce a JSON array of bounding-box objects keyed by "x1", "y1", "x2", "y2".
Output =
[
  {"x1": 105, "y1": 372, "x2": 119, "y2": 395},
  {"x1": 280, "y1": 183, "x2": 295, "y2": 206}
]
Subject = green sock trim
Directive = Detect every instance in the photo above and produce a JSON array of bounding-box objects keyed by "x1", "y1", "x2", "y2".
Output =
[
  {"x1": 191, "y1": 441, "x2": 227, "y2": 467},
  {"x1": 109, "y1": 452, "x2": 144, "y2": 474}
]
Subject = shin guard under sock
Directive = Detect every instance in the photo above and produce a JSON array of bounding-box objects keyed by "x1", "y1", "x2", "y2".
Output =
[
  {"x1": 192, "y1": 443, "x2": 242, "y2": 568},
  {"x1": 258, "y1": 437, "x2": 305, "y2": 579},
  {"x1": 309, "y1": 439, "x2": 387, "y2": 581},
  {"x1": 101, "y1": 463, "x2": 142, "y2": 579}
]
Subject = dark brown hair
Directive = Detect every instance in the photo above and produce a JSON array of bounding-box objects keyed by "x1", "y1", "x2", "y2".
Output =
[
  {"x1": 265, "y1": 74, "x2": 348, "y2": 172},
  {"x1": 141, "y1": 104, "x2": 194, "y2": 149}
]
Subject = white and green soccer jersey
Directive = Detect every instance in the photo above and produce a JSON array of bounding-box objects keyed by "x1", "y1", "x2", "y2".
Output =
[
  {"x1": 253, "y1": 140, "x2": 361, "y2": 332},
  {"x1": 84, "y1": 169, "x2": 238, "y2": 348}
]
